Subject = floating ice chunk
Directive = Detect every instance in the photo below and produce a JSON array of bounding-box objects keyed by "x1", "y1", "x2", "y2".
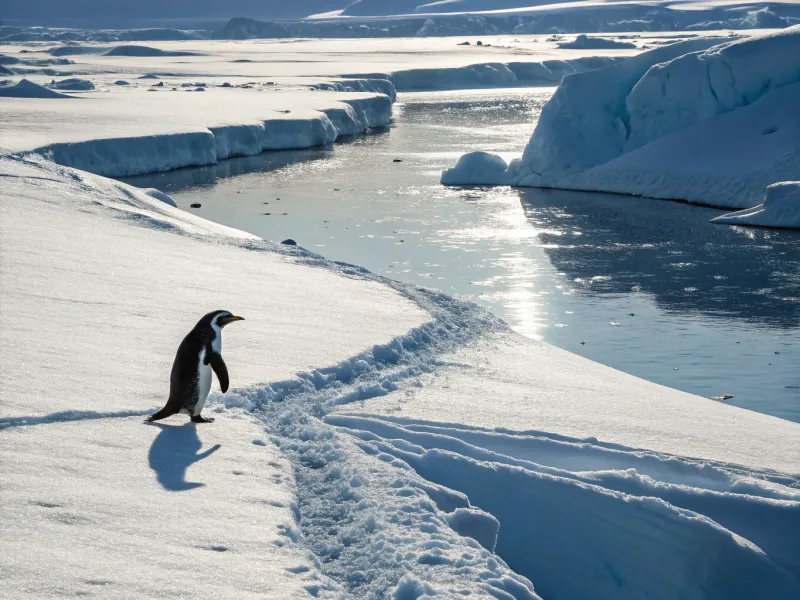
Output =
[
  {"x1": 440, "y1": 152, "x2": 511, "y2": 186},
  {"x1": 713, "y1": 182, "x2": 800, "y2": 229}
]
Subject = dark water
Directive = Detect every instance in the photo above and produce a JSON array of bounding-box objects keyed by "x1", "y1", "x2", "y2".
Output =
[{"x1": 123, "y1": 88, "x2": 800, "y2": 423}]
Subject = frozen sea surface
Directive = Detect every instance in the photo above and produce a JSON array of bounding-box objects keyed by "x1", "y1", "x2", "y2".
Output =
[{"x1": 124, "y1": 88, "x2": 800, "y2": 423}]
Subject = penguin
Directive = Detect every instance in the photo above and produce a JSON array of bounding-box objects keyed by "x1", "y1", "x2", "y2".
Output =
[{"x1": 147, "y1": 310, "x2": 244, "y2": 424}]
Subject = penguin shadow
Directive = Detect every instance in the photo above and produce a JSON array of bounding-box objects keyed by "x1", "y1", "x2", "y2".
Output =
[{"x1": 147, "y1": 423, "x2": 221, "y2": 491}]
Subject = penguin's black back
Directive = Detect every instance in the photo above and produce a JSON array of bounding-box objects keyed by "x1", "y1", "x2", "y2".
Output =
[{"x1": 168, "y1": 311, "x2": 224, "y2": 411}]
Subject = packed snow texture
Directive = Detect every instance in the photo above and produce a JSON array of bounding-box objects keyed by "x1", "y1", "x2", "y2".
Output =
[
  {"x1": 713, "y1": 181, "x2": 800, "y2": 228},
  {"x1": 444, "y1": 27, "x2": 800, "y2": 218},
  {"x1": 3, "y1": 150, "x2": 799, "y2": 597}
]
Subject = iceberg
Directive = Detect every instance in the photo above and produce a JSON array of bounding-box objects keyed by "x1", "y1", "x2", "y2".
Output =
[
  {"x1": 713, "y1": 181, "x2": 800, "y2": 228},
  {"x1": 443, "y1": 27, "x2": 800, "y2": 223}
]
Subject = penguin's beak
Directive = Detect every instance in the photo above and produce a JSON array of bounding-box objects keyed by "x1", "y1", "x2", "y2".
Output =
[{"x1": 219, "y1": 315, "x2": 245, "y2": 326}]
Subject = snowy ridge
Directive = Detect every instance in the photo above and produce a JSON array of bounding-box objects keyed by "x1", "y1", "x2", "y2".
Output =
[
  {"x1": 330, "y1": 415, "x2": 800, "y2": 597},
  {"x1": 347, "y1": 56, "x2": 622, "y2": 91},
  {"x1": 211, "y1": 4, "x2": 800, "y2": 38},
  {"x1": 30, "y1": 94, "x2": 393, "y2": 178}
]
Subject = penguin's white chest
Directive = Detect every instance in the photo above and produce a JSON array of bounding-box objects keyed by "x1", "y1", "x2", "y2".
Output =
[{"x1": 195, "y1": 348, "x2": 213, "y2": 416}]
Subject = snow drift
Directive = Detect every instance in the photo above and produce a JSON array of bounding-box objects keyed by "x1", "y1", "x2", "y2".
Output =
[
  {"x1": 443, "y1": 27, "x2": 800, "y2": 221},
  {"x1": 0, "y1": 79, "x2": 73, "y2": 98}
]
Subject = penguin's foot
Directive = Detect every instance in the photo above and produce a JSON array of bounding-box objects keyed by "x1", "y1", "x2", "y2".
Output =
[{"x1": 191, "y1": 415, "x2": 215, "y2": 424}]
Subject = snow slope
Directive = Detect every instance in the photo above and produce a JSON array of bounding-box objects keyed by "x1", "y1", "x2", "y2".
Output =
[
  {"x1": 443, "y1": 27, "x2": 800, "y2": 219},
  {"x1": 3, "y1": 153, "x2": 799, "y2": 597}
]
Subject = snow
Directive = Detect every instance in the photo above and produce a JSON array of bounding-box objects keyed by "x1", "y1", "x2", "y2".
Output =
[
  {"x1": 0, "y1": 89, "x2": 393, "y2": 177},
  {"x1": 713, "y1": 181, "x2": 800, "y2": 228},
  {"x1": 511, "y1": 37, "x2": 726, "y2": 182},
  {"x1": 3, "y1": 29, "x2": 800, "y2": 598},
  {"x1": 565, "y1": 80, "x2": 800, "y2": 209},
  {"x1": 0, "y1": 78, "x2": 73, "y2": 98},
  {"x1": 0, "y1": 35, "x2": 639, "y2": 176},
  {"x1": 1, "y1": 414, "x2": 317, "y2": 599},
  {"x1": 443, "y1": 27, "x2": 800, "y2": 220},
  {"x1": 0, "y1": 154, "x2": 426, "y2": 420},
  {"x1": 624, "y1": 26, "x2": 800, "y2": 151},
  {"x1": 385, "y1": 56, "x2": 622, "y2": 91},
  {"x1": 5, "y1": 153, "x2": 799, "y2": 597}
]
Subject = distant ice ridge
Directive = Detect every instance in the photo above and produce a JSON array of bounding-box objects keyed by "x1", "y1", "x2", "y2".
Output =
[
  {"x1": 31, "y1": 94, "x2": 393, "y2": 178},
  {"x1": 0, "y1": 27, "x2": 209, "y2": 42},
  {"x1": 211, "y1": 4, "x2": 800, "y2": 39},
  {"x1": 347, "y1": 56, "x2": 623, "y2": 92},
  {"x1": 443, "y1": 27, "x2": 800, "y2": 223}
]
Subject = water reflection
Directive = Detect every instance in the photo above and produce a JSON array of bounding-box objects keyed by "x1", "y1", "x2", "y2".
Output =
[
  {"x1": 120, "y1": 147, "x2": 336, "y2": 193},
  {"x1": 519, "y1": 188, "x2": 800, "y2": 329}
]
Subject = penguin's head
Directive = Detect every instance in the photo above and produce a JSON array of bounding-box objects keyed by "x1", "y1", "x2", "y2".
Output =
[{"x1": 209, "y1": 310, "x2": 245, "y2": 328}]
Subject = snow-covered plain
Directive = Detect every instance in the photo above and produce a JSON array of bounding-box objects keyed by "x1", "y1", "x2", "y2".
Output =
[
  {"x1": 2, "y1": 29, "x2": 800, "y2": 599},
  {"x1": 3, "y1": 152, "x2": 800, "y2": 599},
  {"x1": 442, "y1": 26, "x2": 800, "y2": 226}
]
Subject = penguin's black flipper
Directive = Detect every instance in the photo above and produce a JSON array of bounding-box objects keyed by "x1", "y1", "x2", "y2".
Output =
[{"x1": 208, "y1": 351, "x2": 230, "y2": 393}]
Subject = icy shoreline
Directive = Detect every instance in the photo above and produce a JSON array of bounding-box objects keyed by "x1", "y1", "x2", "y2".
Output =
[
  {"x1": 0, "y1": 86, "x2": 394, "y2": 178},
  {"x1": 2, "y1": 153, "x2": 799, "y2": 598}
]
